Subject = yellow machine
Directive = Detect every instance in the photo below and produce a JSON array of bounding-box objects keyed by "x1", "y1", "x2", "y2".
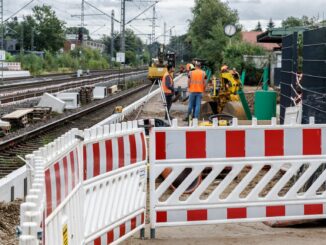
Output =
[
  {"x1": 211, "y1": 70, "x2": 243, "y2": 114},
  {"x1": 148, "y1": 45, "x2": 175, "y2": 82},
  {"x1": 198, "y1": 69, "x2": 246, "y2": 126}
]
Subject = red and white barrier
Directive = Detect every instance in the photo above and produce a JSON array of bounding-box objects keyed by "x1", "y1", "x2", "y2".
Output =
[
  {"x1": 155, "y1": 203, "x2": 326, "y2": 224},
  {"x1": 86, "y1": 212, "x2": 145, "y2": 245},
  {"x1": 149, "y1": 118, "x2": 326, "y2": 238},
  {"x1": 155, "y1": 118, "x2": 326, "y2": 160},
  {"x1": 45, "y1": 148, "x2": 79, "y2": 217},
  {"x1": 83, "y1": 121, "x2": 147, "y2": 244},
  {"x1": 83, "y1": 123, "x2": 146, "y2": 180}
]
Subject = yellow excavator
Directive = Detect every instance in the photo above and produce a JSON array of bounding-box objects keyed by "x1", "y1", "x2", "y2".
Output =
[
  {"x1": 148, "y1": 45, "x2": 176, "y2": 82},
  {"x1": 201, "y1": 66, "x2": 251, "y2": 126}
]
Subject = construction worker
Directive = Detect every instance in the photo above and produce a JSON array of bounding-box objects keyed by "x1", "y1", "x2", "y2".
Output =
[
  {"x1": 162, "y1": 64, "x2": 175, "y2": 120},
  {"x1": 184, "y1": 61, "x2": 206, "y2": 120},
  {"x1": 221, "y1": 65, "x2": 229, "y2": 73}
]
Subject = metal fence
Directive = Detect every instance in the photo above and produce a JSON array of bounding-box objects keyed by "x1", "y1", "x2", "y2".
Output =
[
  {"x1": 280, "y1": 33, "x2": 298, "y2": 124},
  {"x1": 280, "y1": 27, "x2": 326, "y2": 124},
  {"x1": 301, "y1": 27, "x2": 326, "y2": 123}
]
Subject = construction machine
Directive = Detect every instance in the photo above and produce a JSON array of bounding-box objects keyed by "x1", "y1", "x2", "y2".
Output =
[
  {"x1": 148, "y1": 45, "x2": 176, "y2": 82},
  {"x1": 202, "y1": 67, "x2": 252, "y2": 125}
]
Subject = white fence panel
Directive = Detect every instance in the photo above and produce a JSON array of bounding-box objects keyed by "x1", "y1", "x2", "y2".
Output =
[
  {"x1": 83, "y1": 121, "x2": 147, "y2": 245},
  {"x1": 149, "y1": 119, "x2": 326, "y2": 237}
]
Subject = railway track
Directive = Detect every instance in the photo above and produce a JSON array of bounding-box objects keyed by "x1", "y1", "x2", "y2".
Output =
[
  {"x1": 1, "y1": 67, "x2": 146, "y2": 85},
  {"x1": 0, "y1": 82, "x2": 152, "y2": 178},
  {"x1": 0, "y1": 68, "x2": 147, "y2": 104}
]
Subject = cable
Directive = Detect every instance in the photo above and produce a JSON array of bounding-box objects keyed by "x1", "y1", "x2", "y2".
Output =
[{"x1": 4, "y1": 0, "x2": 36, "y2": 22}]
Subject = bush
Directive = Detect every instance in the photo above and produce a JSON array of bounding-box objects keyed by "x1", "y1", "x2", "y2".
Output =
[
  {"x1": 222, "y1": 41, "x2": 267, "y2": 71},
  {"x1": 13, "y1": 47, "x2": 110, "y2": 74},
  {"x1": 20, "y1": 54, "x2": 44, "y2": 75}
]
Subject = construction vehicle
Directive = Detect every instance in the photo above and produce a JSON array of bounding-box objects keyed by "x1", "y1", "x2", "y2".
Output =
[
  {"x1": 148, "y1": 44, "x2": 176, "y2": 82},
  {"x1": 201, "y1": 67, "x2": 252, "y2": 125}
]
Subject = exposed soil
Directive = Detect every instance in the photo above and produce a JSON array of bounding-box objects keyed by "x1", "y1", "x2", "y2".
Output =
[{"x1": 0, "y1": 200, "x2": 21, "y2": 245}]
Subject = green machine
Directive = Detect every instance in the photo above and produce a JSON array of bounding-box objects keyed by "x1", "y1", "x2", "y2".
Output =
[
  {"x1": 237, "y1": 67, "x2": 277, "y2": 120},
  {"x1": 254, "y1": 67, "x2": 277, "y2": 120}
]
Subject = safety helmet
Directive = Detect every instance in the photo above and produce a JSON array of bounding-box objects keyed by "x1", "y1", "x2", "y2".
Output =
[
  {"x1": 190, "y1": 64, "x2": 195, "y2": 70},
  {"x1": 221, "y1": 65, "x2": 228, "y2": 72}
]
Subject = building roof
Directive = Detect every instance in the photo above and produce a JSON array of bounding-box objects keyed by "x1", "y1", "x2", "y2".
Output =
[
  {"x1": 241, "y1": 31, "x2": 280, "y2": 51},
  {"x1": 256, "y1": 27, "x2": 309, "y2": 43}
]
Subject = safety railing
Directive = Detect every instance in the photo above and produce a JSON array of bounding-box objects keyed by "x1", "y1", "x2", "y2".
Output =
[
  {"x1": 19, "y1": 128, "x2": 84, "y2": 245},
  {"x1": 19, "y1": 153, "x2": 45, "y2": 244},
  {"x1": 83, "y1": 121, "x2": 147, "y2": 245},
  {"x1": 19, "y1": 121, "x2": 147, "y2": 245},
  {"x1": 149, "y1": 118, "x2": 326, "y2": 238}
]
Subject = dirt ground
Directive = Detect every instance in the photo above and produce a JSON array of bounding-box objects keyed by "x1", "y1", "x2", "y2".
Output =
[
  {"x1": 131, "y1": 83, "x2": 326, "y2": 245},
  {"x1": 124, "y1": 221, "x2": 326, "y2": 245},
  {"x1": 0, "y1": 201, "x2": 21, "y2": 245}
]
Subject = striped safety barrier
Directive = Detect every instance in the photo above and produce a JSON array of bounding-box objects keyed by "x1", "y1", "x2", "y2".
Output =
[
  {"x1": 155, "y1": 203, "x2": 326, "y2": 224},
  {"x1": 149, "y1": 119, "x2": 326, "y2": 239},
  {"x1": 155, "y1": 118, "x2": 326, "y2": 160},
  {"x1": 82, "y1": 121, "x2": 147, "y2": 244},
  {"x1": 83, "y1": 126, "x2": 146, "y2": 180},
  {"x1": 87, "y1": 212, "x2": 145, "y2": 245},
  {"x1": 45, "y1": 147, "x2": 79, "y2": 217}
]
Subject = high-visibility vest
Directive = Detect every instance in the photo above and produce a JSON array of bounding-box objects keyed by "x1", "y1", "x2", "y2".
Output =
[
  {"x1": 162, "y1": 72, "x2": 173, "y2": 94},
  {"x1": 189, "y1": 69, "x2": 205, "y2": 93}
]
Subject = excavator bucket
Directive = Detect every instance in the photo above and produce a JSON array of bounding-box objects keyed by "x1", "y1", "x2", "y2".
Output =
[{"x1": 222, "y1": 101, "x2": 247, "y2": 120}]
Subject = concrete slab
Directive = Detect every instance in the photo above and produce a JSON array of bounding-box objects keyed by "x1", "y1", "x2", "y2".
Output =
[{"x1": 38, "y1": 93, "x2": 65, "y2": 113}]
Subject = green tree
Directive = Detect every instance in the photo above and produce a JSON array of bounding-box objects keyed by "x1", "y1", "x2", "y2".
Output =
[
  {"x1": 223, "y1": 41, "x2": 266, "y2": 71},
  {"x1": 32, "y1": 5, "x2": 66, "y2": 52},
  {"x1": 102, "y1": 29, "x2": 145, "y2": 66},
  {"x1": 267, "y1": 18, "x2": 275, "y2": 29},
  {"x1": 282, "y1": 16, "x2": 315, "y2": 28},
  {"x1": 253, "y1": 21, "x2": 262, "y2": 31},
  {"x1": 188, "y1": 0, "x2": 239, "y2": 70},
  {"x1": 6, "y1": 5, "x2": 65, "y2": 52}
]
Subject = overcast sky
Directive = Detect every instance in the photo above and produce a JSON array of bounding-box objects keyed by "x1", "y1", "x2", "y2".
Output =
[{"x1": 4, "y1": 0, "x2": 326, "y2": 43}]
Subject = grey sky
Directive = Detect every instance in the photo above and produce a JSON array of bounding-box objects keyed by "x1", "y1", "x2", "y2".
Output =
[{"x1": 3, "y1": 0, "x2": 326, "y2": 43}]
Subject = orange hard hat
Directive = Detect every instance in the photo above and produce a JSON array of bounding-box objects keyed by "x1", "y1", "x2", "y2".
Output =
[{"x1": 221, "y1": 65, "x2": 228, "y2": 72}]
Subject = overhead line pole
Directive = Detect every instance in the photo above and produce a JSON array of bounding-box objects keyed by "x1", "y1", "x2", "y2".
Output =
[
  {"x1": 1, "y1": 0, "x2": 3, "y2": 83},
  {"x1": 111, "y1": 10, "x2": 115, "y2": 66},
  {"x1": 120, "y1": 0, "x2": 126, "y2": 53},
  {"x1": 151, "y1": 5, "x2": 156, "y2": 44},
  {"x1": 163, "y1": 22, "x2": 166, "y2": 45}
]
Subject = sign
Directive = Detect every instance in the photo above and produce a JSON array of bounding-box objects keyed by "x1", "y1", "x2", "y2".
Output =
[
  {"x1": 62, "y1": 224, "x2": 68, "y2": 245},
  {"x1": 116, "y1": 52, "x2": 125, "y2": 63},
  {"x1": 0, "y1": 50, "x2": 5, "y2": 61}
]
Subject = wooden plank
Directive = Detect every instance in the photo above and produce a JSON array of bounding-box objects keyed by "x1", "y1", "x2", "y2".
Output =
[{"x1": 2, "y1": 109, "x2": 34, "y2": 119}]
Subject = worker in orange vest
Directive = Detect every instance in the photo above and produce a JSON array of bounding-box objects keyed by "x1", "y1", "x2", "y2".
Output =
[
  {"x1": 184, "y1": 62, "x2": 206, "y2": 120},
  {"x1": 162, "y1": 64, "x2": 175, "y2": 120},
  {"x1": 186, "y1": 63, "x2": 191, "y2": 73}
]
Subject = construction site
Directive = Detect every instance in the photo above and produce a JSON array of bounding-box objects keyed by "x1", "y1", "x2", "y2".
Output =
[{"x1": 0, "y1": 0, "x2": 326, "y2": 244}]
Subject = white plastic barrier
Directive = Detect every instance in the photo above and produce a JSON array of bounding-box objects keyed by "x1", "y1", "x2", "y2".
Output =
[
  {"x1": 43, "y1": 128, "x2": 84, "y2": 245},
  {"x1": 149, "y1": 118, "x2": 326, "y2": 238},
  {"x1": 19, "y1": 154, "x2": 45, "y2": 244},
  {"x1": 19, "y1": 128, "x2": 84, "y2": 245},
  {"x1": 83, "y1": 121, "x2": 147, "y2": 245},
  {"x1": 0, "y1": 166, "x2": 27, "y2": 202},
  {"x1": 19, "y1": 121, "x2": 147, "y2": 245}
]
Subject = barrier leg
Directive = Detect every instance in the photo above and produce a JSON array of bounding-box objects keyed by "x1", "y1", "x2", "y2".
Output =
[
  {"x1": 140, "y1": 228, "x2": 145, "y2": 240},
  {"x1": 150, "y1": 228, "x2": 156, "y2": 239}
]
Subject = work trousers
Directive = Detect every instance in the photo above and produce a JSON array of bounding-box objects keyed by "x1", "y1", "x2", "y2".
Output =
[
  {"x1": 165, "y1": 93, "x2": 173, "y2": 119},
  {"x1": 188, "y1": 92, "x2": 202, "y2": 119}
]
